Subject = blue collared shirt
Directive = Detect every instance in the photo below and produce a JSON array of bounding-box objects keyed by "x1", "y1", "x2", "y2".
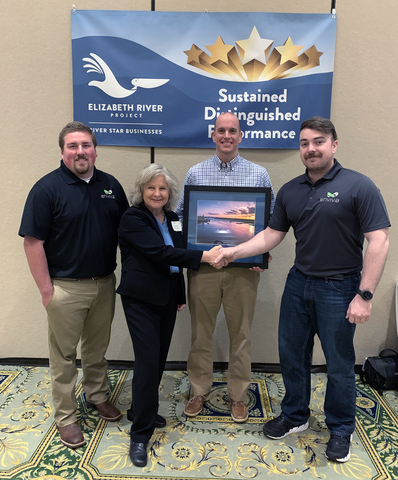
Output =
[
  {"x1": 175, "y1": 154, "x2": 275, "y2": 222},
  {"x1": 156, "y1": 217, "x2": 179, "y2": 274}
]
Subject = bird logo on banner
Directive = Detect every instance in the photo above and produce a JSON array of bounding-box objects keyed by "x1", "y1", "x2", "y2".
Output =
[{"x1": 82, "y1": 53, "x2": 169, "y2": 98}]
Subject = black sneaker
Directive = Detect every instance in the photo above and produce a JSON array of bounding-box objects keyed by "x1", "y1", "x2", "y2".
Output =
[
  {"x1": 325, "y1": 434, "x2": 352, "y2": 462},
  {"x1": 263, "y1": 415, "x2": 309, "y2": 439}
]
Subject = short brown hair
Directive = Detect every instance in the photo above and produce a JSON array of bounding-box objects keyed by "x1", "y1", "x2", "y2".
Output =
[
  {"x1": 300, "y1": 116, "x2": 338, "y2": 142},
  {"x1": 58, "y1": 121, "x2": 97, "y2": 149}
]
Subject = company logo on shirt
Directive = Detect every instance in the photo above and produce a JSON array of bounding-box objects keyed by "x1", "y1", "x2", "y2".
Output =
[
  {"x1": 320, "y1": 191, "x2": 339, "y2": 203},
  {"x1": 101, "y1": 189, "x2": 115, "y2": 199}
]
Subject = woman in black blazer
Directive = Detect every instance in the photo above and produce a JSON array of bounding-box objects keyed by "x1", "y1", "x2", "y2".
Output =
[{"x1": 117, "y1": 164, "x2": 222, "y2": 467}]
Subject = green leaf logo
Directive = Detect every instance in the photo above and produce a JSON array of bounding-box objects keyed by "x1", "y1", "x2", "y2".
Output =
[{"x1": 104, "y1": 189, "x2": 113, "y2": 194}]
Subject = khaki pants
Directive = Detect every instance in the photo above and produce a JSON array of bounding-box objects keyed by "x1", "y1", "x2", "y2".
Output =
[
  {"x1": 187, "y1": 266, "x2": 259, "y2": 401},
  {"x1": 46, "y1": 274, "x2": 116, "y2": 426}
]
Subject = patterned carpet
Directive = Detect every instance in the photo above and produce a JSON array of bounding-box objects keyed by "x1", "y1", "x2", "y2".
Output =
[{"x1": 0, "y1": 366, "x2": 398, "y2": 479}]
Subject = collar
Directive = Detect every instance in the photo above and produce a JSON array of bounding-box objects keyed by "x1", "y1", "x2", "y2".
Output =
[
  {"x1": 137, "y1": 203, "x2": 170, "y2": 236},
  {"x1": 59, "y1": 160, "x2": 97, "y2": 184},
  {"x1": 138, "y1": 202, "x2": 168, "y2": 220},
  {"x1": 212, "y1": 154, "x2": 241, "y2": 169},
  {"x1": 301, "y1": 159, "x2": 342, "y2": 185}
]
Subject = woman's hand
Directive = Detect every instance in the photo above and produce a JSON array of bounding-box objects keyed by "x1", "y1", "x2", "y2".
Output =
[{"x1": 201, "y1": 245, "x2": 222, "y2": 264}]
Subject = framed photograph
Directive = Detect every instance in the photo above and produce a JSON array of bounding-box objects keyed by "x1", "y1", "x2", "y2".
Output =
[{"x1": 183, "y1": 186, "x2": 272, "y2": 268}]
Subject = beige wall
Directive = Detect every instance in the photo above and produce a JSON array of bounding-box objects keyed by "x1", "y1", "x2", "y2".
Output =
[{"x1": 1, "y1": 0, "x2": 397, "y2": 365}]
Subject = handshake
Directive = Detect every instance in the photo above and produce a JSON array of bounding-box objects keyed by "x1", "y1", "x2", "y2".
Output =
[
  {"x1": 202, "y1": 244, "x2": 270, "y2": 272},
  {"x1": 205, "y1": 245, "x2": 236, "y2": 269}
]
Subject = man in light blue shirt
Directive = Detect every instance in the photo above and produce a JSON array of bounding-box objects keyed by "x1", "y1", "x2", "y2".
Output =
[{"x1": 175, "y1": 112, "x2": 275, "y2": 423}]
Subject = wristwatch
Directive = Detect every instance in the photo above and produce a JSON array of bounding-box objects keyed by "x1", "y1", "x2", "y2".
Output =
[{"x1": 357, "y1": 288, "x2": 373, "y2": 300}]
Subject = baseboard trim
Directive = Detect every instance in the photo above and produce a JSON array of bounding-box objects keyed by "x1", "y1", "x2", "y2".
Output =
[{"x1": 0, "y1": 358, "x2": 362, "y2": 374}]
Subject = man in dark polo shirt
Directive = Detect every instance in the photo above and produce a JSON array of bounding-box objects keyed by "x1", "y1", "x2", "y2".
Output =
[
  {"x1": 214, "y1": 116, "x2": 390, "y2": 463},
  {"x1": 19, "y1": 121, "x2": 129, "y2": 449}
]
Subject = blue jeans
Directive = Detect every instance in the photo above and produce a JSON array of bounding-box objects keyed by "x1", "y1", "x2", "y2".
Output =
[{"x1": 279, "y1": 266, "x2": 360, "y2": 436}]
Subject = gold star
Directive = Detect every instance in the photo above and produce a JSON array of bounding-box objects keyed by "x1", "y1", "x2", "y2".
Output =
[
  {"x1": 236, "y1": 27, "x2": 273, "y2": 65},
  {"x1": 184, "y1": 44, "x2": 224, "y2": 78},
  {"x1": 206, "y1": 36, "x2": 235, "y2": 64},
  {"x1": 301, "y1": 45, "x2": 323, "y2": 66},
  {"x1": 184, "y1": 33, "x2": 322, "y2": 82},
  {"x1": 275, "y1": 37, "x2": 303, "y2": 65},
  {"x1": 184, "y1": 44, "x2": 203, "y2": 64},
  {"x1": 283, "y1": 45, "x2": 324, "y2": 77}
]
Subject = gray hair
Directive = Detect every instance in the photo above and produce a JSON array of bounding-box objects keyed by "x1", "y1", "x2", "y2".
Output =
[{"x1": 130, "y1": 164, "x2": 180, "y2": 212}]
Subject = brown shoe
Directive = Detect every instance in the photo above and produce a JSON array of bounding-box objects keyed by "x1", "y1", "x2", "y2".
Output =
[
  {"x1": 58, "y1": 422, "x2": 86, "y2": 449},
  {"x1": 184, "y1": 393, "x2": 210, "y2": 417},
  {"x1": 89, "y1": 400, "x2": 122, "y2": 421},
  {"x1": 230, "y1": 399, "x2": 249, "y2": 423}
]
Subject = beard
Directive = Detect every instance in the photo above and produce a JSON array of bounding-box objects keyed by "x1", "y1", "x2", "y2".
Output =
[
  {"x1": 74, "y1": 156, "x2": 90, "y2": 174},
  {"x1": 303, "y1": 154, "x2": 334, "y2": 176}
]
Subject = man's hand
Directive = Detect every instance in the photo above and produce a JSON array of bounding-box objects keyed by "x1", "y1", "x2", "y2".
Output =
[
  {"x1": 202, "y1": 245, "x2": 229, "y2": 268},
  {"x1": 211, "y1": 258, "x2": 228, "y2": 269},
  {"x1": 41, "y1": 287, "x2": 54, "y2": 309},
  {"x1": 214, "y1": 247, "x2": 237, "y2": 266},
  {"x1": 203, "y1": 245, "x2": 223, "y2": 264},
  {"x1": 249, "y1": 253, "x2": 272, "y2": 272},
  {"x1": 346, "y1": 295, "x2": 372, "y2": 324},
  {"x1": 345, "y1": 228, "x2": 388, "y2": 324},
  {"x1": 23, "y1": 236, "x2": 55, "y2": 309}
]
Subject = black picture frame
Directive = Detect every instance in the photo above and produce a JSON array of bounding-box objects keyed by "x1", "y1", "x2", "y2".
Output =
[{"x1": 183, "y1": 185, "x2": 271, "y2": 268}]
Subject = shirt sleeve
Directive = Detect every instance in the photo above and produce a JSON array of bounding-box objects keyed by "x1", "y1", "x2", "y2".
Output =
[
  {"x1": 18, "y1": 183, "x2": 53, "y2": 240},
  {"x1": 116, "y1": 182, "x2": 130, "y2": 220},
  {"x1": 267, "y1": 185, "x2": 291, "y2": 233},
  {"x1": 355, "y1": 177, "x2": 391, "y2": 233}
]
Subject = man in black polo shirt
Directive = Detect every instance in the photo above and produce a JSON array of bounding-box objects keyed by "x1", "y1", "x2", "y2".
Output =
[
  {"x1": 214, "y1": 116, "x2": 390, "y2": 463},
  {"x1": 19, "y1": 121, "x2": 129, "y2": 449}
]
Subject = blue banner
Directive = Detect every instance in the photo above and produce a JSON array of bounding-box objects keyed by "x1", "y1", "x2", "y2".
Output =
[{"x1": 72, "y1": 11, "x2": 336, "y2": 149}]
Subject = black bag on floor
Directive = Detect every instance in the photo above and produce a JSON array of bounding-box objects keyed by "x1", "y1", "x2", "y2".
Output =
[{"x1": 360, "y1": 348, "x2": 398, "y2": 392}]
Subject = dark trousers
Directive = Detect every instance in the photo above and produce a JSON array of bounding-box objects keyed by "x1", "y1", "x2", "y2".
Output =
[{"x1": 121, "y1": 275, "x2": 179, "y2": 443}]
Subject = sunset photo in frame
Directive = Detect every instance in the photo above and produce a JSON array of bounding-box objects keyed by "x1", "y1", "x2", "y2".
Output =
[{"x1": 183, "y1": 186, "x2": 272, "y2": 268}]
